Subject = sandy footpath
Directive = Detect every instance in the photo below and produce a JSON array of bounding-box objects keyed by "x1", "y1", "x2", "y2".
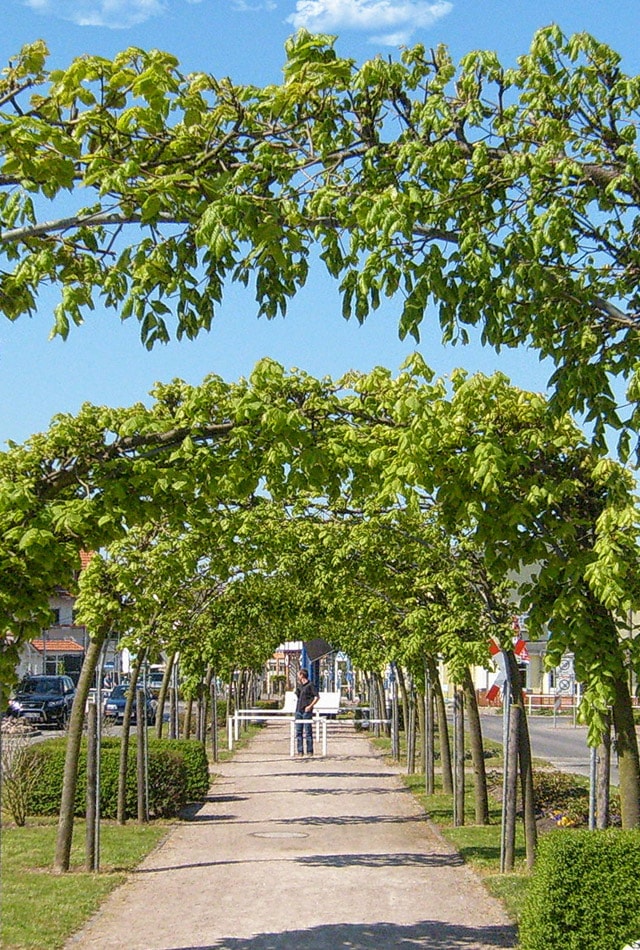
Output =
[{"x1": 65, "y1": 721, "x2": 516, "y2": 950}]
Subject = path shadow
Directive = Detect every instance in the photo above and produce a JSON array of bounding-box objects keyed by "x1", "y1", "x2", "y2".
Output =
[
  {"x1": 162, "y1": 918, "x2": 516, "y2": 948},
  {"x1": 300, "y1": 785, "x2": 403, "y2": 796},
  {"x1": 206, "y1": 794, "x2": 248, "y2": 803},
  {"x1": 289, "y1": 813, "x2": 425, "y2": 827},
  {"x1": 180, "y1": 811, "x2": 433, "y2": 829},
  {"x1": 132, "y1": 851, "x2": 462, "y2": 875},
  {"x1": 296, "y1": 851, "x2": 464, "y2": 869}
]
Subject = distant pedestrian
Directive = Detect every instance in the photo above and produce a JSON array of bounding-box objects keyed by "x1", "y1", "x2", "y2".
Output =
[{"x1": 295, "y1": 669, "x2": 318, "y2": 756}]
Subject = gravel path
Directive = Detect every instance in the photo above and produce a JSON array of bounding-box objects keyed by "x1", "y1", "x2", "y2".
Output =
[{"x1": 66, "y1": 721, "x2": 517, "y2": 949}]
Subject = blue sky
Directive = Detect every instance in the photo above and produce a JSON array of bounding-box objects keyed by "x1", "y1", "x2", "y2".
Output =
[{"x1": 0, "y1": 0, "x2": 637, "y2": 445}]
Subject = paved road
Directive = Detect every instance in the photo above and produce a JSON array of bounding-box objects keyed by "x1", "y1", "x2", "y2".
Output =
[
  {"x1": 66, "y1": 720, "x2": 516, "y2": 950},
  {"x1": 479, "y1": 710, "x2": 617, "y2": 782}
]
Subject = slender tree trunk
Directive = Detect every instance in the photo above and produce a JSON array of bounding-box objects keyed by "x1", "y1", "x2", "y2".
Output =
[
  {"x1": 116, "y1": 652, "x2": 144, "y2": 825},
  {"x1": 54, "y1": 627, "x2": 108, "y2": 873},
  {"x1": 502, "y1": 697, "x2": 520, "y2": 873},
  {"x1": 390, "y1": 668, "x2": 400, "y2": 761},
  {"x1": 596, "y1": 712, "x2": 611, "y2": 829},
  {"x1": 453, "y1": 687, "x2": 465, "y2": 826},
  {"x1": 462, "y1": 668, "x2": 490, "y2": 825},
  {"x1": 427, "y1": 657, "x2": 453, "y2": 794},
  {"x1": 183, "y1": 697, "x2": 193, "y2": 739},
  {"x1": 423, "y1": 658, "x2": 435, "y2": 795},
  {"x1": 210, "y1": 675, "x2": 219, "y2": 764},
  {"x1": 406, "y1": 686, "x2": 417, "y2": 775},
  {"x1": 611, "y1": 673, "x2": 640, "y2": 828},
  {"x1": 226, "y1": 676, "x2": 233, "y2": 722},
  {"x1": 416, "y1": 683, "x2": 425, "y2": 773},
  {"x1": 85, "y1": 702, "x2": 97, "y2": 872},
  {"x1": 584, "y1": 602, "x2": 640, "y2": 828},
  {"x1": 377, "y1": 673, "x2": 389, "y2": 738},
  {"x1": 155, "y1": 652, "x2": 176, "y2": 739},
  {"x1": 505, "y1": 650, "x2": 537, "y2": 868},
  {"x1": 136, "y1": 689, "x2": 148, "y2": 823},
  {"x1": 196, "y1": 691, "x2": 204, "y2": 742},
  {"x1": 396, "y1": 665, "x2": 409, "y2": 746},
  {"x1": 201, "y1": 668, "x2": 213, "y2": 744}
]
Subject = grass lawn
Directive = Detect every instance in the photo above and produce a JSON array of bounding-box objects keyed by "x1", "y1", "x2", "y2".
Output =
[
  {"x1": 1, "y1": 818, "x2": 169, "y2": 950},
  {"x1": 1, "y1": 723, "x2": 257, "y2": 950}
]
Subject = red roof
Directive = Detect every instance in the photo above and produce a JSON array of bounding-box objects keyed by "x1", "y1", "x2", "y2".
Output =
[
  {"x1": 30, "y1": 638, "x2": 84, "y2": 654},
  {"x1": 79, "y1": 551, "x2": 94, "y2": 570}
]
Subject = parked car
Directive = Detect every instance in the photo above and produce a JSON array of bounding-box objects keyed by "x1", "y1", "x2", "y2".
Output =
[
  {"x1": 7, "y1": 674, "x2": 76, "y2": 728},
  {"x1": 147, "y1": 669, "x2": 165, "y2": 698},
  {"x1": 104, "y1": 684, "x2": 157, "y2": 725}
]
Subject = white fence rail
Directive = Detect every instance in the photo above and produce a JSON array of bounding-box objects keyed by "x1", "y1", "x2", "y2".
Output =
[{"x1": 227, "y1": 702, "x2": 390, "y2": 757}]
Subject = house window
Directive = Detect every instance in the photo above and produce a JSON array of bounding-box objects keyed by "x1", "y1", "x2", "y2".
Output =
[{"x1": 51, "y1": 609, "x2": 60, "y2": 625}]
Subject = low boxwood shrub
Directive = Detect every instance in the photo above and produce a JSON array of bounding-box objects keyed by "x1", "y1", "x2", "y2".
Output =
[
  {"x1": 23, "y1": 736, "x2": 209, "y2": 820},
  {"x1": 519, "y1": 829, "x2": 640, "y2": 950},
  {"x1": 152, "y1": 738, "x2": 209, "y2": 802}
]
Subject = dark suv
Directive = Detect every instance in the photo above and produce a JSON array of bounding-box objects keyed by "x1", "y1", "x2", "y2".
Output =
[{"x1": 8, "y1": 675, "x2": 76, "y2": 727}]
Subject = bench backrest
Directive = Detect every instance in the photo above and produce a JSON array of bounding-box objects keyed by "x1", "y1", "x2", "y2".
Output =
[
  {"x1": 282, "y1": 689, "x2": 341, "y2": 715},
  {"x1": 282, "y1": 691, "x2": 297, "y2": 713},
  {"x1": 315, "y1": 691, "x2": 341, "y2": 715}
]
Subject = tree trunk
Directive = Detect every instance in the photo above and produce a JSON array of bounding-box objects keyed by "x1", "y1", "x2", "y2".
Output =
[
  {"x1": 226, "y1": 676, "x2": 233, "y2": 722},
  {"x1": 596, "y1": 712, "x2": 611, "y2": 829},
  {"x1": 502, "y1": 697, "x2": 520, "y2": 873},
  {"x1": 427, "y1": 657, "x2": 453, "y2": 794},
  {"x1": 462, "y1": 668, "x2": 490, "y2": 825},
  {"x1": 501, "y1": 649, "x2": 537, "y2": 866},
  {"x1": 210, "y1": 675, "x2": 219, "y2": 763},
  {"x1": 396, "y1": 665, "x2": 409, "y2": 747},
  {"x1": 116, "y1": 652, "x2": 144, "y2": 825},
  {"x1": 183, "y1": 697, "x2": 193, "y2": 739},
  {"x1": 611, "y1": 673, "x2": 640, "y2": 828},
  {"x1": 54, "y1": 627, "x2": 108, "y2": 873},
  {"x1": 390, "y1": 669, "x2": 400, "y2": 761},
  {"x1": 136, "y1": 689, "x2": 148, "y2": 823},
  {"x1": 406, "y1": 685, "x2": 417, "y2": 775},
  {"x1": 423, "y1": 659, "x2": 435, "y2": 796},
  {"x1": 453, "y1": 687, "x2": 465, "y2": 826},
  {"x1": 85, "y1": 702, "x2": 97, "y2": 872},
  {"x1": 376, "y1": 673, "x2": 389, "y2": 738},
  {"x1": 154, "y1": 652, "x2": 176, "y2": 739},
  {"x1": 416, "y1": 683, "x2": 425, "y2": 775}
]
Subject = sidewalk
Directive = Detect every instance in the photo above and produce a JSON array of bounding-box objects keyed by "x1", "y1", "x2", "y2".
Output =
[{"x1": 66, "y1": 721, "x2": 517, "y2": 949}]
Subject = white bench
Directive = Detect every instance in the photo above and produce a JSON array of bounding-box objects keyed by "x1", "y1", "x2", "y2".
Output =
[
  {"x1": 282, "y1": 691, "x2": 297, "y2": 713},
  {"x1": 314, "y1": 691, "x2": 341, "y2": 717},
  {"x1": 281, "y1": 690, "x2": 340, "y2": 716}
]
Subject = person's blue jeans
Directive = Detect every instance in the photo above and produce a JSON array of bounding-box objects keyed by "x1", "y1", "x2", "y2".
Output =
[{"x1": 296, "y1": 711, "x2": 314, "y2": 754}]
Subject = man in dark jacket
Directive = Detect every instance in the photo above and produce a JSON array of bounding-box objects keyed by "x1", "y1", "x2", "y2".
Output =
[{"x1": 295, "y1": 668, "x2": 319, "y2": 756}]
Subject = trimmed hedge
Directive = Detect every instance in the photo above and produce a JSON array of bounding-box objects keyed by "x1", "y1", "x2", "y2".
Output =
[
  {"x1": 519, "y1": 829, "x2": 640, "y2": 950},
  {"x1": 24, "y1": 736, "x2": 209, "y2": 821}
]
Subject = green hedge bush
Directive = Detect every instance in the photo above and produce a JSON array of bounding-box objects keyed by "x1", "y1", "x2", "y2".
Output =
[
  {"x1": 519, "y1": 829, "x2": 640, "y2": 950},
  {"x1": 24, "y1": 736, "x2": 209, "y2": 821}
]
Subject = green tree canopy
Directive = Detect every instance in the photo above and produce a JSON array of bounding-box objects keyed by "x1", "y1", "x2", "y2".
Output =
[{"x1": 3, "y1": 29, "x2": 640, "y2": 442}]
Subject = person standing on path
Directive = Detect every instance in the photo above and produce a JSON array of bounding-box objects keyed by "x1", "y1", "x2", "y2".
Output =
[{"x1": 295, "y1": 668, "x2": 318, "y2": 755}]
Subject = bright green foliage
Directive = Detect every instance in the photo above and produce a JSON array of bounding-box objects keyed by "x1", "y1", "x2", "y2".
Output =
[
  {"x1": 2, "y1": 357, "x2": 640, "y2": 729},
  {"x1": 3, "y1": 31, "x2": 640, "y2": 438},
  {"x1": 268, "y1": 506, "x2": 513, "y2": 684},
  {"x1": 519, "y1": 829, "x2": 640, "y2": 949},
  {"x1": 0, "y1": 360, "x2": 346, "y2": 676}
]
